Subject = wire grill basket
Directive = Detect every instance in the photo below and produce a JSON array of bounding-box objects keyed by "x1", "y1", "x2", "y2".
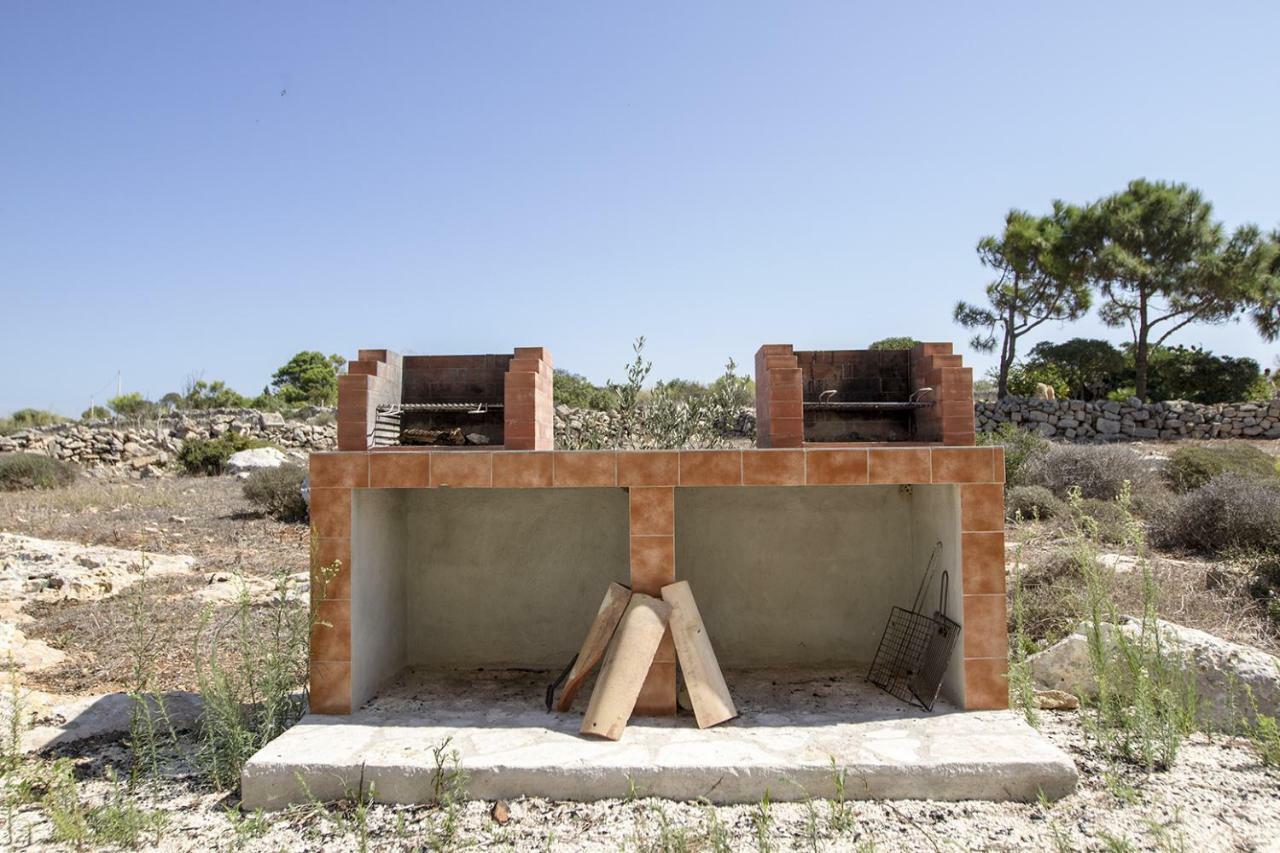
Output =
[{"x1": 867, "y1": 542, "x2": 961, "y2": 711}]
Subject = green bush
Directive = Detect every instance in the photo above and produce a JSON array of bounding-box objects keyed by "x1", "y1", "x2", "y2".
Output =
[
  {"x1": 1073, "y1": 497, "x2": 1132, "y2": 545},
  {"x1": 977, "y1": 422, "x2": 1050, "y2": 486},
  {"x1": 1004, "y1": 362, "x2": 1070, "y2": 399},
  {"x1": 1142, "y1": 345, "x2": 1265, "y2": 404},
  {"x1": 1005, "y1": 485, "x2": 1065, "y2": 522},
  {"x1": 1163, "y1": 444, "x2": 1280, "y2": 493},
  {"x1": 868, "y1": 336, "x2": 918, "y2": 350},
  {"x1": 177, "y1": 433, "x2": 266, "y2": 476},
  {"x1": 1151, "y1": 474, "x2": 1280, "y2": 554},
  {"x1": 0, "y1": 408, "x2": 67, "y2": 435},
  {"x1": 242, "y1": 464, "x2": 308, "y2": 522},
  {"x1": 1022, "y1": 443, "x2": 1159, "y2": 501},
  {"x1": 1025, "y1": 339, "x2": 1126, "y2": 400},
  {"x1": 0, "y1": 453, "x2": 78, "y2": 491},
  {"x1": 553, "y1": 369, "x2": 615, "y2": 411}
]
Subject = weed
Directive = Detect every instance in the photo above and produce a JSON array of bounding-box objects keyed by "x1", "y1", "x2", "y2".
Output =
[
  {"x1": 1008, "y1": 542, "x2": 1040, "y2": 727},
  {"x1": 827, "y1": 757, "x2": 854, "y2": 834},
  {"x1": 1071, "y1": 486, "x2": 1198, "y2": 771},
  {"x1": 698, "y1": 799, "x2": 732, "y2": 853},
  {"x1": 193, "y1": 570, "x2": 309, "y2": 789},
  {"x1": 224, "y1": 805, "x2": 272, "y2": 846},
  {"x1": 123, "y1": 556, "x2": 178, "y2": 782},
  {"x1": 752, "y1": 789, "x2": 773, "y2": 853},
  {"x1": 1244, "y1": 683, "x2": 1280, "y2": 765}
]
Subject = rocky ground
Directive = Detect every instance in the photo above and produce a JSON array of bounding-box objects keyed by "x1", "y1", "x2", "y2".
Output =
[
  {"x1": 2, "y1": 472, "x2": 1279, "y2": 850},
  {"x1": 2, "y1": 714, "x2": 1278, "y2": 850}
]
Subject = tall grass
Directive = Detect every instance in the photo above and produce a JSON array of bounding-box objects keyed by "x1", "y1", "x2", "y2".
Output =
[
  {"x1": 1069, "y1": 485, "x2": 1199, "y2": 771},
  {"x1": 193, "y1": 570, "x2": 310, "y2": 789}
]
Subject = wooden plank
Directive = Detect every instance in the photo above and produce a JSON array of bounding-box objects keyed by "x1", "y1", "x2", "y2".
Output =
[
  {"x1": 554, "y1": 582, "x2": 632, "y2": 712},
  {"x1": 579, "y1": 593, "x2": 672, "y2": 741},
  {"x1": 661, "y1": 581, "x2": 737, "y2": 729}
]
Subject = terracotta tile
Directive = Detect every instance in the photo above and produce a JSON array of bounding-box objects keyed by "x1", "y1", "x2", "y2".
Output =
[
  {"x1": 629, "y1": 487, "x2": 675, "y2": 536},
  {"x1": 370, "y1": 453, "x2": 431, "y2": 488},
  {"x1": 805, "y1": 449, "x2": 869, "y2": 485},
  {"x1": 309, "y1": 661, "x2": 351, "y2": 714},
  {"x1": 963, "y1": 658, "x2": 1009, "y2": 710},
  {"x1": 962, "y1": 531, "x2": 1006, "y2": 595},
  {"x1": 336, "y1": 421, "x2": 368, "y2": 451},
  {"x1": 633, "y1": 661, "x2": 677, "y2": 716},
  {"x1": 310, "y1": 488, "x2": 352, "y2": 539},
  {"x1": 931, "y1": 448, "x2": 993, "y2": 483},
  {"x1": 992, "y1": 447, "x2": 1006, "y2": 483},
  {"x1": 769, "y1": 382, "x2": 803, "y2": 402},
  {"x1": 492, "y1": 452, "x2": 554, "y2": 487},
  {"x1": 553, "y1": 451, "x2": 616, "y2": 487},
  {"x1": 310, "y1": 453, "x2": 368, "y2": 487},
  {"x1": 311, "y1": 600, "x2": 351, "y2": 661},
  {"x1": 961, "y1": 483, "x2": 1005, "y2": 531},
  {"x1": 357, "y1": 349, "x2": 389, "y2": 363},
  {"x1": 867, "y1": 448, "x2": 931, "y2": 484},
  {"x1": 430, "y1": 452, "x2": 492, "y2": 487},
  {"x1": 679, "y1": 451, "x2": 743, "y2": 486},
  {"x1": 740, "y1": 449, "x2": 803, "y2": 486},
  {"x1": 654, "y1": 627, "x2": 676, "y2": 663},
  {"x1": 918, "y1": 342, "x2": 953, "y2": 357},
  {"x1": 616, "y1": 451, "x2": 679, "y2": 486},
  {"x1": 311, "y1": 538, "x2": 351, "y2": 601},
  {"x1": 962, "y1": 594, "x2": 1009, "y2": 659},
  {"x1": 630, "y1": 536, "x2": 675, "y2": 596}
]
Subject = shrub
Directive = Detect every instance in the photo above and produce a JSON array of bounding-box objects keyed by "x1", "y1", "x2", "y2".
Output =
[
  {"x1": 242, "y1": 464, "x2": 308, "y2": 522},
  {"x1": 0, "y1": 453, "x2": 77, "y2": 491},
  {"x1": 868, "y1": 336, "x2": 918, "y2": 350},
  {"x1": 1022, "y1": 443, "x2": 1159, "y2": 501},
  {"x1": 1141, "y1": 345, "x2": 1264, "y2": 404},
  {"x1": 1004, "y1": 362, "x2": 1070, "y2": 400},
  {"x1": 0, "y1": 408, "x2": 66, "y2": 435},
  {"x1": 1150, "y1": 474, "x2": 1280, "y2": 554},
  {"x1": 553, "y1": 369, "x2": 615, "y2": 411},
  {"x1": 1163, "y1": 444, "x2": 1280, "y2": 493},
  {"x1": 977, "y1": 422, "x2": 1049, "y2": 486},
  {"x1": 1074, "y1": 498, "x2": 1132, "y2": 545},
  {"x1": 1025, "y1": 338, "x2": 1126, "y2": 400},
  {"x1": 1005, "y1": 485, "x2": 1065, "y2": 522},
  {"x1": 177, "y1": 433, "x2": 266, "y2": 476}
]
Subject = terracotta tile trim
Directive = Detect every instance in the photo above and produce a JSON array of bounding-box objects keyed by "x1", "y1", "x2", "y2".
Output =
[{"x1": 315, "y1": 447, "x2": 1004, "y2": 488}]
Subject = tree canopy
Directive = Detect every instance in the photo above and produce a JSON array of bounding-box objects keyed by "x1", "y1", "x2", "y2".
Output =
[
  {"x1": 954, "y1": 207, "x2": 1092, "y2": 398},
  {"x1": 1077, "y1": 179, "x2": 1277, "y2": 400},
  {"x1": 270, "y1": 351, "x2": 346, "y2": 405}
]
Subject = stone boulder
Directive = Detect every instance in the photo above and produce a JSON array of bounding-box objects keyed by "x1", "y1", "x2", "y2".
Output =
[
  {"x1": 226, "y1": 446, "x2": 289, "y2": 474},
  {"x1": 1028, "y1": 616, "x2": 1280, "y2": 730}
]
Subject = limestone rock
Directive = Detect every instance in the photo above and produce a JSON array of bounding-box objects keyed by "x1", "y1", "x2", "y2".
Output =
[
  {"x1": 1034, "y1": 689, "x2": 1080, "y2": 711},
  {"x1": 226, "y1": 446, "x2": 289, "y2": 474},
  {"x1": 1029, "y1": 617, "x2": 1280, "y2": 730}
]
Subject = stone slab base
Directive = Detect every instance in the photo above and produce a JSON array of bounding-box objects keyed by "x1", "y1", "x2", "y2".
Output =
[{"x1": 242, "y1": 669, "x2": 1076, "y2": 809}]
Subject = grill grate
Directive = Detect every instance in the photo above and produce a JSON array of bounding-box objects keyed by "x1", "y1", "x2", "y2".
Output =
[{"x1": 867, "y1": 542, "x2": 961, "y2": 712}]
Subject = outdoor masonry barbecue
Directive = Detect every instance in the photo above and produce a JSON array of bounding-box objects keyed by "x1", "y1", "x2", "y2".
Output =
[{"x1": 309, "y1": 341, "x2": 1007, "y2": 723}]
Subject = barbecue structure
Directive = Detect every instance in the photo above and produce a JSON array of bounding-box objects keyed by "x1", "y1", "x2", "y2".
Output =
[{"x1": 311, "y1": 341, "x2": 1004, "y2": 727}]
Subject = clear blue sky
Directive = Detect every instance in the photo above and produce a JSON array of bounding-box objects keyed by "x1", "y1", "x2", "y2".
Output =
[{"x1": 3, "y1": 2, "x2": 1279, "y2": 416}]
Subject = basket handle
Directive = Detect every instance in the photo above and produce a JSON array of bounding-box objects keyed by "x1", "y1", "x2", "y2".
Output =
[
  {"x1": 911, "y1": 540, "x2": 944, "y2": 614},
  {"x1": 938, "y1": 570, "x2": 950, "y2": 618}
]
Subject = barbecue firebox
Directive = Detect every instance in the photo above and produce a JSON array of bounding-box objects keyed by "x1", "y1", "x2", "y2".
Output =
[
  {"x1": 754, "y1": 342, "x2": 975, "y2": 447},
  {"x1": 310, "y1": 341, "x2": 1005, "y2": 725}
]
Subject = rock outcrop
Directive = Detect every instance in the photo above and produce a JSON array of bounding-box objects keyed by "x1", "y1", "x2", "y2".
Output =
[{"x1": 1028, "y1": 616, "x2": 1280, "y2": 730}]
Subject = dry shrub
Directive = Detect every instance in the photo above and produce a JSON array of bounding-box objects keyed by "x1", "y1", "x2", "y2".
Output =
[
  {"x1": 1023, "y1": 443, "x2": 1160, "y2": 501},
  {"x1": 242, "y1": 464, "x2": 308, "y2": 522},
  {"x1": 1005, "y1": 485, "x2": 1065, "y2": 522},
  {"x1": 1163, "y1": 444, "x2": 1280, "y2": 493},
  {"x1": 1150, "y1": 474, "x2": 1280, "y2": 554},
  {"x1": 0, "y1": 453, "x2": 77, "y2": 491}
]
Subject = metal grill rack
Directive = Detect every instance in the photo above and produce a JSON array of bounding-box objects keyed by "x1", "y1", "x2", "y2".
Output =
[{"x1": 867, "y1": 542, "x2": 961, "y2": 712}]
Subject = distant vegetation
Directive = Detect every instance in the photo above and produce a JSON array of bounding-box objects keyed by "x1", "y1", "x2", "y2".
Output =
[
  {"x1": 867, "y1": 336, "x2": 919, "y2": 350},
  {"x1": 956, "y1": 178, "x2": 1280, "y2": 400},
  {"x1": 177, "y1": 433, "x2": 267, "y2": 476},
  {"x1": 0, "y1": 408, "x2": 67, "y2": 435},
  {"x1": 1002, "y1": 338, "x2": 1270, "y2": 404}
]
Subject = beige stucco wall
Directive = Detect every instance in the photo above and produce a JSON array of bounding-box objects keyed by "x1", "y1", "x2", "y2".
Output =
[
  {"x1": 350, "y1": 483, "x2": 964, "y2": 706},
  {"x1": 402, "y1": 488, "x2": 630, "y2": 668},
  {"x1": 908, "y1": 484, "x2": 964, "y2": 706}
]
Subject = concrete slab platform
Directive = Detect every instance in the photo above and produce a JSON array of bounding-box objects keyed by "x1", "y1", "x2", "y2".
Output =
[{"x1": 242, "y1": 669, "x2": 1077, "y2": 809}]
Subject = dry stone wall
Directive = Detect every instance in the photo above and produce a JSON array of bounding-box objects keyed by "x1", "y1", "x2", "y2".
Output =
[
  {"x1": 0, "y1": 409, "x2": 336, "y2": 477},
  {"x1": 976, "y1": 397, "x2": 1280, "y2": 441}
]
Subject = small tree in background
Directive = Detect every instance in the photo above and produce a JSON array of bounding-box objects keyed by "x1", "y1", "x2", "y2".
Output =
[
  {"x1": 954, "y1": 207, "x2": 1092, "y2": 398},
  {"x1": 270, "y1": 351, "x2": 346, "y2": 406},
  {"x1": 1078, "y1": 179, "x2": 1276, "y2": 400},
  {"x1": 553, "y1": 370, "x2": 615, "y2": 411},
  {"x1": 108, "y1": 392, "x2": 156, "y2": 420},
  {"x1": 1025, "y1": 338, "x2": 1125, "y2": 400},
  {"x1": 868, "y1": 336, "x2": 918, "y2": 350}
]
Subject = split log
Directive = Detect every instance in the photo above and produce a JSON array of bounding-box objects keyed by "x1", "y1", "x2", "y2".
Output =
[
  {"x1": 661, "y1": 581, "x2": 737, "y2": 728},
  {"x1": 554, "y1": 582, "x2": 631, "y2": 712},
  {"x1": 580, "y1": 593, "x2": 671, "y2": 740}
]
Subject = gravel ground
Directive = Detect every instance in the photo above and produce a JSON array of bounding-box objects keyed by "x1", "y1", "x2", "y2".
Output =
[{"x1": 3, "y1": 712, "x2": 1278, "y2": 851}]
